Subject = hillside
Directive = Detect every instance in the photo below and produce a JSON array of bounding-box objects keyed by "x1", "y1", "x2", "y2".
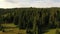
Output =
[{"x1": 0, "y1": 7, "x2": 60, "y2": 34}]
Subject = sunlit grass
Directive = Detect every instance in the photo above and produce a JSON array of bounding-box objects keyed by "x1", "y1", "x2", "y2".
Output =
[
  {"x1": 0, "y1": 23, "x2": 26, "y2": 34},
  {"x1": 44, "y1": 29, "x2": 57, "y2": 34}
]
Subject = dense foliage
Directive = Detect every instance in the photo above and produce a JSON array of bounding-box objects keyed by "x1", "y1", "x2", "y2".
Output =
[{"x1": 0, "y1": 8, "x2": 60, "y2": 34}]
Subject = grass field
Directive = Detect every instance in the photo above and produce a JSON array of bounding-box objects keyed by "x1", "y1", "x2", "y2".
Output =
[
  {"x1": 44, "y1": 29, "x2": 60, "y2": 34},
  {"x1": 0, "y1": 23, "x2": 26, "y2": 34},
  {"x1": 1, "y1": 23, "x2": 60, "y2": 34}
]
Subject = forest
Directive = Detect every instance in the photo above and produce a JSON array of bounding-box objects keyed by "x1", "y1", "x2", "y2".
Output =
[{"x1": 0, "y1": 7, "x2": 60, "y2": 34}]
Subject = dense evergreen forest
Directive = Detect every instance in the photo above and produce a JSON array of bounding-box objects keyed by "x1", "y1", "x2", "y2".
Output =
[{"x1": 0, "y1": 8, "x2": 60, "y2": 34}]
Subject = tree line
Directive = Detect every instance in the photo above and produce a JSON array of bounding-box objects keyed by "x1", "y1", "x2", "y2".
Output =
[{"x1": 0, "y1": 8, "x2": 60, "y2": 34}]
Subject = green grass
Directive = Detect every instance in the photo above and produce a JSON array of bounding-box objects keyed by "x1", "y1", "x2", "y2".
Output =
[
  {"x1": 1, "y1": 23, "x2": 17, "y2": 27},
  {"x1": 0, "y1": 23, "x2": 26, "y2": 34},
  {"x1": 44, "y1": 29, "x2": 59, "y2": 34}
]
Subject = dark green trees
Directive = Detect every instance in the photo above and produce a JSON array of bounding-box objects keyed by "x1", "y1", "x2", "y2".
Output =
[{"x1": 0, "y1": 8, "x2": 60, "y2": 34}]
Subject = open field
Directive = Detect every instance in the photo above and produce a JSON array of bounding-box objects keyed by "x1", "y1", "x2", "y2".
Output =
[
  {"x1": 0, "y1": 30, "x2": 26, "y2": 34},
  {"x1": 1, "y1": 23, "x2": 60, "y2": 34},
  {"x1": 0, "y1": 23, "x2": 26, "y2": 34},
  {"x1": 44, "y1": 29, "x2": 60, "y2": 34}
]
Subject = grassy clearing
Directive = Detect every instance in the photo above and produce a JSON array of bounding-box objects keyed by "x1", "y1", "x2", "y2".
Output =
[
  {"x1": 44, "y1": 29, "x2": 58, "y2": 34},
  {"x1": 1, "y1": 23, "x2": 17, "y2": 27},
  {"x1": 0, "y1": 23, "x2": 26, "y2": 34}
]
